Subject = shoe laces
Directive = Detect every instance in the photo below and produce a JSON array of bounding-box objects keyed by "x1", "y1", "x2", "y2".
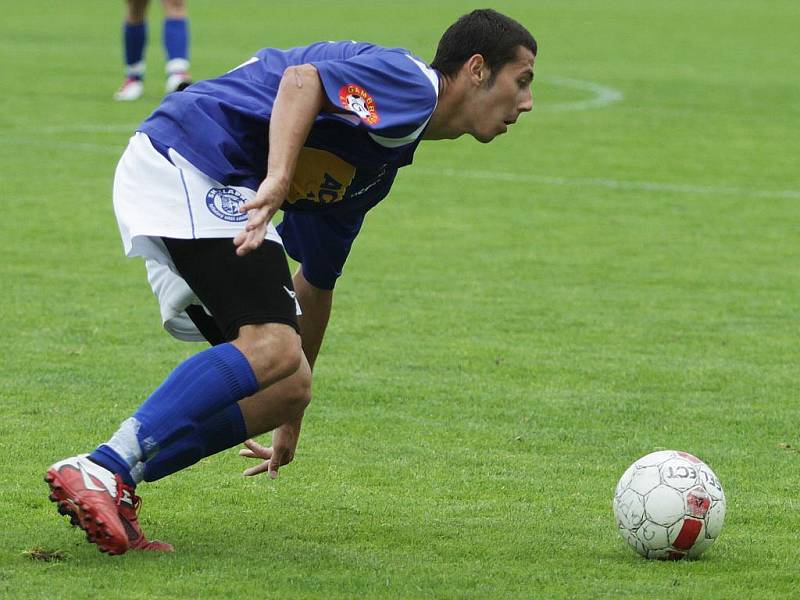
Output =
[{"x1": 114, "y1": 474, "x2": 142, "y2": 517}]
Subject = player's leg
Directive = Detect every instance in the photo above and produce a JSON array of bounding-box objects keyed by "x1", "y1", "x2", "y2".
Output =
[
  {"x1": 46, "y1": 239, "x2": 306, "y2": 554},
  {"x1": 114, "y1": 0, "x2": 150, "y2": 101},
  {"x1": 138, "y1": 354, "x2": 311, "y2": 482},
  {"x1": 161, "y1": 0, "x2": 192, "y2": 93},
  {"x1": 110, "y1": 353, "x2": 310, "y2": 551}
]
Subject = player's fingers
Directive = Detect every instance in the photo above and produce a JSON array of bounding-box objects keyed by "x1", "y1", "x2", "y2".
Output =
[
  {"x1": 243, "y1": 461, "x2": 272, "y2": 477},
  {"x1": 245, "y1": 207, "x2": 275, "y2": 232},
  {"x1": 239, "y1": 197, "x2": 264, "y2": 213},
  {"x1": 234, "y1": 228, "x2": 256, "y2": 253},
  {"x1": 235, "y1": 229, "x2": 263, "y2": 256},
  {"x1": 233, "y1": 229, "x2": 248, "y2": 247},
  {"x1": 268, "y1": 449, "x2": 285, "y2": 479},
  {"x1": 239, "y1": 448, "x2": 273, "y2": 459},
  {"x1": 243, "y1": 439, "x2": 270, "y2": 455}
]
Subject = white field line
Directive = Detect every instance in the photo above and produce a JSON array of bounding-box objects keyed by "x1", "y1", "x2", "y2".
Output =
[
  {"x1": 412, "y1": 167, "x2": 800, "y2": 200},
  {"x1": 6, "y1": 138, "x2": 798, "y2": 200},
  {"x1": 4, "y1": 138, "x2": 124, "y2": 155},
  {"x1": 541, "y1": 77, "x2": 624, "y2": 112},
  {"x1": 6, "y1": 107, "x2": 798, "y2": 200},
  {"x1": 36, "y1": 124, "x2": 138, "y2": 134}
]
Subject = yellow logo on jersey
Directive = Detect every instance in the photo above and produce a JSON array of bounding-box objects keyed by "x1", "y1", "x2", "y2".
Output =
[{"x1": 286, "y1": 147, "x2": 356, "y2": 205}]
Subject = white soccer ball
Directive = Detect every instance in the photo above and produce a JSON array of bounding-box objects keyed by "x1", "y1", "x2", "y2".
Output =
[{"x1": 612, "y1": 450, "x2": 726, "y2": 560}]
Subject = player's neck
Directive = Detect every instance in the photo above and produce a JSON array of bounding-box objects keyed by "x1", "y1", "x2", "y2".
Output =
[{"x1": 423, "y1": 75, "x2": 471, "y2": 141}]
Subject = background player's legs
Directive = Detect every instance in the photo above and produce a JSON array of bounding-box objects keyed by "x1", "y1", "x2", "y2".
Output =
[
  {"x1": 114, "y1": 0, "x2": 150, "y2": 101},
  {"x1": 162, "y1": 0, "x2": 191, "y2": 92}
]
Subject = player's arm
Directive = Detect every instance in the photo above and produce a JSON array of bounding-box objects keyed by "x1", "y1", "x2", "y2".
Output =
[
  {"x1": 293, "y1": 268, "x2": 333, "y2": 370},
  {"x1": 234, "y1": 64, "x2": 337, "y2": 256},
  {"x1": 238, "y1": 268, "x2": 332, "y2": 478}
]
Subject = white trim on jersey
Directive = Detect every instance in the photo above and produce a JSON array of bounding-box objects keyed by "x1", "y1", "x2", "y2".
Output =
[
  {"x1": 368, "y1": 120, "x2": 432, "y2": 148},
  {"x1": 404, "y1": 54, "x2": 440, "y2": 93},
  {"x1": 367, "y1": 54, "x2": 440, "y2": 149}
]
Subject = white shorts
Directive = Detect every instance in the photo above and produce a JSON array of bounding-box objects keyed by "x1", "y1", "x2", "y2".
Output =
[{"x1": 113, "y1": 132, "x2": 291, "y2": 342}]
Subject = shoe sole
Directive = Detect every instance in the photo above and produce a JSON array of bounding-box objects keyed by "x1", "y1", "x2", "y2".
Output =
[
  {"x1": 129, "y1": 537, "x2": 175, "y2": 552},
  {"x1": 45, "y1": 469, "x2": 128, "y2": 555}
]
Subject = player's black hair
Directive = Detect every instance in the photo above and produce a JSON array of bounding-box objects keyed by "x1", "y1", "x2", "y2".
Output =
[{"x1": 431, "y1": 9, "x2": 537, "y2": 84}]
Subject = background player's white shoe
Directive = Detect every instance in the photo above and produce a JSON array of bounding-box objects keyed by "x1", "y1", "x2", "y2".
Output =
[
  {"x1": 165, "y1": 72, "x2": 192, "y2": 93},
  {"x1": 114, "y1": 78, "x2": 144, "y2": 101},
  {"x1": 165, "y1": 58, "x2": 192, "y2": 94}
]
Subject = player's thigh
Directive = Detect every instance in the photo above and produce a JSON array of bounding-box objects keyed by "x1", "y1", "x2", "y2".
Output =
[{"x1": 161, "y1": 237, "x2": 299, "y2": 343}]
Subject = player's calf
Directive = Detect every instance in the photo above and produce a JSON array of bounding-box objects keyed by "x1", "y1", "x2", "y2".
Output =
[{"x1": 239, "y1": 354, "x2": 312, "y2": 437}]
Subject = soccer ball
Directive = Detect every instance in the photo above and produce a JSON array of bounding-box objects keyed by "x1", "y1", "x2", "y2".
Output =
[{"x1": 612, "y1": 450, "x2": 726, "y2": 560}]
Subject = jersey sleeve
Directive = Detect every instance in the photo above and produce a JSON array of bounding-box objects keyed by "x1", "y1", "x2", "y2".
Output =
[
  {"x1": 312, "y1": 51, "x2": 438, "y2": 145},
  {"x1": 277, "y1": 210, "x2": 366, "y2": 290}
]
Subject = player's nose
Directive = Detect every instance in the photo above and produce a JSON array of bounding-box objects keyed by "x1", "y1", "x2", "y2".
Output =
[{"x1": 519, "y1": 89, "x2": 533, "y2": 113}]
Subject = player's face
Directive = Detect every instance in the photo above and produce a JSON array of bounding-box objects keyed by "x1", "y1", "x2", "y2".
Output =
[{"x1": 470, "y1": 47, "x2": 535, "y2": 143}]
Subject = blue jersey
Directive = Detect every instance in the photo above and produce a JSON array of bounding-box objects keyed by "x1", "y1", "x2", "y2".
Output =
[{"x1": 139, "y1": 41, "x2": 440, "y2": 289}]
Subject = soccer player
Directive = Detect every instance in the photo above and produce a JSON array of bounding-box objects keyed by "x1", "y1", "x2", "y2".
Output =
[
  {"x1": 46, "y1": 9, "x2": 536, "y2": 554},
  {"x1": 114, "y1": 0, "x2": 192, "y2": 101}
]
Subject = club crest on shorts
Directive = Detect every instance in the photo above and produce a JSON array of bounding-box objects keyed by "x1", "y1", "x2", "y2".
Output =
[{"x1": 205, "y1": 187, "x2": 248, "y2": 222}]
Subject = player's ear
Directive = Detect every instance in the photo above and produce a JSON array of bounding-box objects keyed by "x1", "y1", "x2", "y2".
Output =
[{"x1": 465, "y1": 54, "x2": 487, "y2": 86}]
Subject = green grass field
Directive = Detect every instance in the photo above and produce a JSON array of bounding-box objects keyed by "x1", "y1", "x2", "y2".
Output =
[{"x1": 1, "y1": 1, "x2": 799, "y2": 598}]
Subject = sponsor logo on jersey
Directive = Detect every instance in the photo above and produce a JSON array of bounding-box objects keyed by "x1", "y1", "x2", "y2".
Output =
[
  {"x1": 287, "y1": 148, "x2": 356, "y2": 206},
  {"x1": 205, "y1": 187, "x2": 248, "y2": 222},
  {"x1": 339, "y1": 84, "x2": 380, "y2": 125}
]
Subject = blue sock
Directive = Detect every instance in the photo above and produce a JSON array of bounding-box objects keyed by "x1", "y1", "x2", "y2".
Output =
[
  {"x1": 123, "y1": 21, "x2": 148, "y2": 77},
  {"x1": 90, "y1": 344, "x2": 257, "y2": 486},
  {"x1": 90, "y1": 444, "x2": 137, "y2": 487},
  {"x1": 143, "y1": 402, "x2": 247, "y2": 482},
  {"x1": 134, "y1": 343, "x2": 257, "y2": 459},
  {"x1": 163, "y1": 18, "x2": 189, "y2": 61}
]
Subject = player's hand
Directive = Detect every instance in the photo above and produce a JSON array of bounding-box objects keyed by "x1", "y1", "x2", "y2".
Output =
[
  {"x1": 233, "y1": 176, "x2": 287, "y2": 256},
  {"x1": 238, "y1": 424, "x2": 298, "y2": 479}
]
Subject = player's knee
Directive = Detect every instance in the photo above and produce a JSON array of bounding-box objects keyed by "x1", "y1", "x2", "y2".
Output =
[
  {"x1": 234, "y1": 323, "x2": 303, "y2": 388},
  {"x1": 289, "y1": 359, "x2": 312, "y2": 412},
  {"x1": 161, "y1": 0, "x2": 187, "y2": 17}
]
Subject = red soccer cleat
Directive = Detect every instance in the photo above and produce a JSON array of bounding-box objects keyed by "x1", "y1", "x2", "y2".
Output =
[
  {"x1": 117, "y1": 482, "x2": 174, "y2": 552},
  {"x1": 45, "y1": 456, "x2": 130, "y2": 555}
]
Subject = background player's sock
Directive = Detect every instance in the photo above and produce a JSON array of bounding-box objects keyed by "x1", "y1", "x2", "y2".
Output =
[
  {"x1": 139, "y1": 403, "x2": 248, "y2": 482},
  {"x1": 163, "y1": 18, "x2": 190, "y2": 92},
  {"x1": 163, "y1": 18, "x2": 189, "y2": 64},
  {"x1": 90, "y1": 344, "x2": 257, "y2": 485},
  {"x1": 123, "y1": 21, "x2": 148, "y2": 80}
]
